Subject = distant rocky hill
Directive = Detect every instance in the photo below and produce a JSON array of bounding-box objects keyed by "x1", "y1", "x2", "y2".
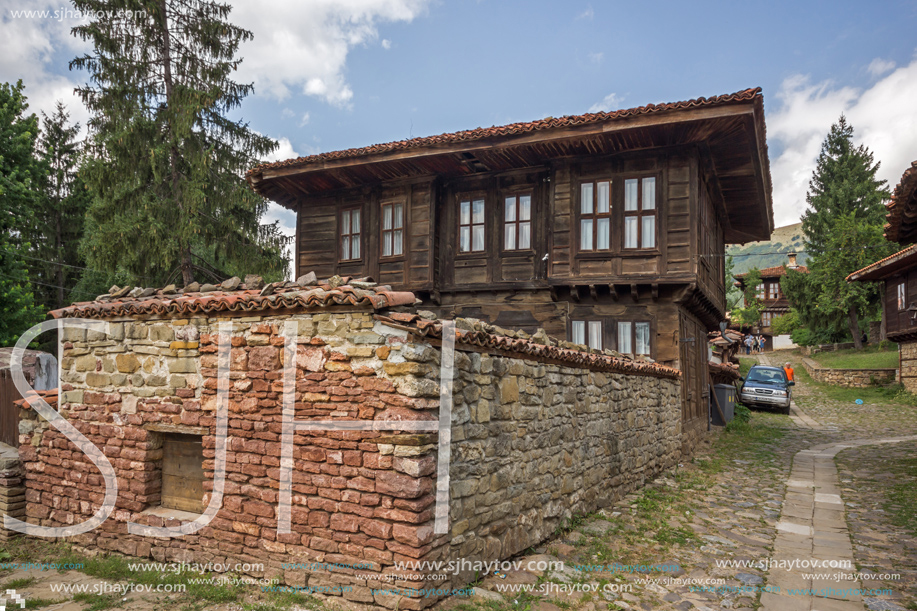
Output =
[{"x1": 727, "y1": 222, "x2": 809, "y2": 276}]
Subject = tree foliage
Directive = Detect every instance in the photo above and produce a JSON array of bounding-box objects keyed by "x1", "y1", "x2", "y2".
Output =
[
  {"x1": 785, "y1": 116, "x2": 895, "y2": 348},
  {"x1": 731, "y1": 268, "x2": 764, "y2": 327},
  {"x1": 725, "y1": 255, "x2": 744, "y2": 311},
  {"x1": 770, "y1": 309, "x2": 800, "y2": 336},
  {"x1": 71, "y1": 0, "x2": 290, "y2": 287},
  {"x1": 20, "y1": 102, "x2": 94, "y2": 310},
  {"x1": 0, "y1": 81, "x2": 44, "y2": 345}
]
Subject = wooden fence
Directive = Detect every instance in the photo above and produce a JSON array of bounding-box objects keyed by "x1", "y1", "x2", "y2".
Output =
[{"x1": 0, "y1": 369, "x2": 20, "y2": 447}]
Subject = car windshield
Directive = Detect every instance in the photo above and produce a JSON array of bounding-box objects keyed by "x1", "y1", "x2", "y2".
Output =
[{"x1": 746, "y1": 368, "x2": 787, "y2": 384}]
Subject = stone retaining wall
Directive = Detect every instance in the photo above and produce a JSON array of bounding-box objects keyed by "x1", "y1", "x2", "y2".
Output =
[
  {"x1": 10, "y1": 309, "x2": 682, "y2": 608},
  {"x1": 802, "y1": 358, "x2": 898, "y2": 388},
  {"x1": 899, "y1": 341, "x2": 917, "y2": 393},
  {"x1": 0, "y1": 443, "x2": 25, "y2": 542}
]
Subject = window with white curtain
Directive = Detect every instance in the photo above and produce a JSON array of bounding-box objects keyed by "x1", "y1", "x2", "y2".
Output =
[
  {"x1": 459, "y1": 198, "x2": 485, "y2": 253},
  {"x1": 579, "y1": 180, "x2": 611, "y2": 251},
  {"x1": 623, "y1": 177, "x2": 656, "y2": 249}
]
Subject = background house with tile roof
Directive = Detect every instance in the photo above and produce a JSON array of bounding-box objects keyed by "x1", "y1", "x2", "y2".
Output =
[
  {"x1": 734, "y1": 253, "x2": 808, "y2": 350},
  {"x1": 247, "y1": 88, "x2": 775, "y2": 450}
]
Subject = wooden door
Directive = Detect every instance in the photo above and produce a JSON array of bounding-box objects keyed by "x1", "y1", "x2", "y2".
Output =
[{"x1": 161, "y1": 434, "x2": 204, "y2": 512}]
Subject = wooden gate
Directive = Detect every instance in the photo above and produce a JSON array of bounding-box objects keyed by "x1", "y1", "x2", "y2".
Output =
[{"x1": 0, "y1": 369, "x2": 20, "y2": 447}]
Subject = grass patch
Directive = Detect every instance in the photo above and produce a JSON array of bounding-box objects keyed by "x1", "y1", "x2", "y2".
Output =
[
  {"x1": 72, "y1": 592, "x2": 121, "y2": 611},
  {"x1": 811, "y1": 345, "x2": 898, "y2": 370},
  {"x1": 794, "y1": 367, "x2": 917, "y2": 407},
  {"x1": 738, "y1": 357, "x2": 756, "y2": 379},
  {"x1": 3, "y1": 576, "x2": 37, "y2": 589},
  {"x1": 24, "y1": 598, "x2": 65, "y2": 609}
]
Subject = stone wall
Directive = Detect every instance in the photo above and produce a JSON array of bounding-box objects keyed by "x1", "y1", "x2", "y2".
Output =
[
  {"x1": 440, "y1": 352, "x2": 681, "y2": 584},
  {"x1": 15, "y1": 308, "x2": 682, "y2": 608},
  {"x1": 802, "y1": 358, "x2": 898, "y2": 388},
  {"x1": 0, "y1": 443, "x2": 25, "y2": 542},
  {"x1": 899, "y1": 341, "x2": 917, "y2": 393}
]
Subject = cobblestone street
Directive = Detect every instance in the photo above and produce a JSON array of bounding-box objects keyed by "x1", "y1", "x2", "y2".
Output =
[{"x1": 453, "y1": 350, "x2": 917, "y2": 611}]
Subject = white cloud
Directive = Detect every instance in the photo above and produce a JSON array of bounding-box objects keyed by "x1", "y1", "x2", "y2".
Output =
[
  {"x1": 299, "y1": 112, "x2": 311, "y2": 127},
  {"x1": 0, "y1": 0, "x2": 92, "y2": 131},
  {"x1": 381, "y1": 38, "x2": 392, "y2": 50},
  {"x1": 281, "y1": 108, "x2": 295, "y2": 119},
  {"x1": 768, "y1": 57, "x2": 917, "y2": 228},
  {"x1": 232, "y1": 0, "x2": 430, "y2": 107},
  {"x1": 577, "y1": 5, "x2": 594, "y2": 20},
  {"x1": 588, "y1": 93, "x2": 622, "y2": 113},
  {"x1": 867, "y1": 58, "x2": 896, "y2": 78},
  {"x1": 588, "y1": 51, "x2": 603, "y2": 65},
  {"x1": 263, "y1": 137, "x2": 300, "y2": 163}
]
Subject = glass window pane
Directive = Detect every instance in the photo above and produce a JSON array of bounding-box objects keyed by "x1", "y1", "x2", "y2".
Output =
[
  {"x1": 351, "y1": 210, "x2": 360, "y2": 233},
  {"x1": 580, "y1": 219, "x2": 593, "y2": 250},
  {"x1": 460, "y1": 227, "x2": 470, "y2": 252},
  {"x1": 597, "y1": 218, "x2": 610, "y2": 250},
  {"x1": 394, "y1": 230, "x2": 403, "y2": 256},
  {"x1": 351, "y1": 234, "x2": 360, "y2": 259},
  {"x1": 519, "y1": 222, "x2": 531, "y2": 249},
  {"x1": 472, "y1": 225, "x2": 484, "y2": 251},
  {"x1": 519, "y1": 195, "x2": 531, "y2": 221},
  {"x1": 617, "y1": 322, "x2": 632, "y2": 354},
  {"x1": 624, "y1": 217, "x2": 638, "y2": 248},
  {"x1": 394, "y1": 203, "x2": 403, "y2": 228},
  {"x1": 624, "y1": 179, "x2": 638, "y2": 211},
  {"x1": 505, "y1": 223, "x2": 516, "y2": 250},
  {"x1": 636, "y1": 323, "x2": 650, "y2": 355},
  {"x1": 341, "y1": 211, "x2": 350, "y2": 234},
  {"x1": 588, "y1": 321, "x2": 603, "y2": 350},
  {"x1": 342, "y1": 236, "x2": 350, "y2": 259},
  {"x1": 572, "y1": 321, "x2": 585, "y2": 346},
  {"x1": 642, "y1": 177, "x2": 656, "y2": 210},
  {"x1": 382, "y1": 232, "x2": 392, "y2": 257},
  {"x1": 597, "y1": 181, "x2": 610, "y2": 214},
  {"x1": 581, "y1": 183, "x2": 593, "y2": 214},
  {"x1": 505, "y1": 197, "x2": 516, "y2": 222},
  {"x1": 472, "y1": 199, "x2": 485, "y2": 224},
  {"x1": 383, "y1": 205, "x2": 392, "y2": 230},
  {"x1": 642, "y1": 216, "x2": 655, "y2": 248},
  {"x1": 460, "y1": 201, "x2": 470, "y2": 225}
]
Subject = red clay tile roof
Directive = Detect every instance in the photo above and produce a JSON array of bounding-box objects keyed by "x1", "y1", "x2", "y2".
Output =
[
  {"x1": 708, "y1": 361, "x2": 741, "y2": 381},
  {"x1": 14, "y1": 389, "x2": 58, "y2": 411},
  {"x1": 49, "y1": 277, "x2": 417, "y2": 320},
  {"x1": 374, "y1": 313, "x2": 681, "y2": 379},
  {"x1": 248, "y1": 88, "x2": 763, "y2": 177},
  {"x1": 884, "y1": 161, "x2": 917, "y2": 243},
  {"x1": 734, "y1": 264, "x2": 808, "y2": 281},
  {"x1": 847, "y1": 243, "x2": 917, "y2": 282}
]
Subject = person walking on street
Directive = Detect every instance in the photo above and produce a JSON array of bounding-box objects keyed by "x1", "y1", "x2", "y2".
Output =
[
  {"x1": 744, "y1": 335, "x2": 753, "y2": 355},
  {"x1": 784, "y1": 362, "x2": 794, "y2": 382}
]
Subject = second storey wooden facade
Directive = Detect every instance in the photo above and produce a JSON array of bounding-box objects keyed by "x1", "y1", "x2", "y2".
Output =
[
  {"x1": 248, "y1": 88, "x2": 775, "y2": 449},
  {"x1": 734, "y1": 254, "x2": 808, "y2": 336}
]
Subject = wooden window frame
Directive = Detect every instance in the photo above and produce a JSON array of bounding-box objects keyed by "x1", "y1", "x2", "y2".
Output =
[
  {"x1": 623, "y1": 176, "x2": 658, "y2": 251},
  {"x1": 755, "y1": 283, "x2": 765, "y2": 300},
  {"x1": 570, "y1": 319, "x2": 604, "y2": 350},
  {"x1": 615, "y1": 320, "x2": 652, "y2": 357},
  {"x1": 339, "y1": 206, "x2": 362, "y2": 262},
  {"x1": 761, "y1": 311, "x2": 772, "y2": 327},
  {"x1": 503, "y1": 193, "x2": 533, "y2": 253},
  {"x1": 458, "y1": 195, "x2": 486, "y2": 254},
  {"x1": 380, "y1": 201, "x2": 405, "y2": 260},
  {"x1": 898, "y1": 281, "x2": 907, "y2": 311},
  {"x1": 577, "y1": 180, "x2": 612, "y2": 253},
  {"x1": 768, "y1": 282, "x2": 780, "y2": 300}
]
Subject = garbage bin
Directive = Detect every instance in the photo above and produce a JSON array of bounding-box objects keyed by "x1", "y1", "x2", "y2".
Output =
[{"x1": 711, "y1": 384, "x2": 736, "y2": 426}]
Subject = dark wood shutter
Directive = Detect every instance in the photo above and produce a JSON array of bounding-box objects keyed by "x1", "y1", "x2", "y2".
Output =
[{"x1": 161, "y1": 434, "x2": 204, "y2": 513}]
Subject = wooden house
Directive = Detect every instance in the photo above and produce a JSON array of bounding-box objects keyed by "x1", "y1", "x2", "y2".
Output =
[
  {"x1": 246, "y1": 88, "x2": 774, "y2": 449},
  {"x1": 733, "y1": 253, "x2": 808, "y2": 350},
  {"x1": 848, "y1": 160, "x2": 917, "y2": 390}
]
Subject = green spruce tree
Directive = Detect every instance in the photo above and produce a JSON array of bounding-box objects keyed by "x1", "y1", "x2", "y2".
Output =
[
  {"x1": 71, "y1": 0, "x2": 290, "y2": 287},
  {"x1": 787, "y1": 116, "x2": 896, "y2": 348},
  {"x1": 22, "y1": 101, "x2": 94, "y2": 310},
  {"x1": 0, "y1": 80, "x2": 44, "y2": 345}
]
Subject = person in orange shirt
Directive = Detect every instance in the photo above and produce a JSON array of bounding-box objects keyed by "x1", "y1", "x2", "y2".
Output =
[{"x1": 784, "y1": 362, "x2": 794, "y2": 382}]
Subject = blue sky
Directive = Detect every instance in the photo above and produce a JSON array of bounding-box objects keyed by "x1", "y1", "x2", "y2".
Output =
[{"x1": 3, "y1": 0, "x2": 917, "y2": 276}]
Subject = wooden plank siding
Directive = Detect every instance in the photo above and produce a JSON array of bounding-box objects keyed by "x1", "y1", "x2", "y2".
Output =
[
  {"x1": 0, "y1": 370, "x2": 19, "y2": 448},
  {"x1": 884, "y1": 269, "x2": 917, "y2": 337}
]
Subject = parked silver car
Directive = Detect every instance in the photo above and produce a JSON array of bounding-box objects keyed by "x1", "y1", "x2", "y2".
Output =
[{"x1": 739, "y1": 365, "x2": 794, "y2": 414}]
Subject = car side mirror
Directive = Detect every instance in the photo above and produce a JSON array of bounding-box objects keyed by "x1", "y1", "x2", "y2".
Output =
[
  {"x1": 788, "y1": 381, "x2": 795, "y2": 386},
  {"x1": 739, "y1": 376, "x2": 745, "y2": 382}
]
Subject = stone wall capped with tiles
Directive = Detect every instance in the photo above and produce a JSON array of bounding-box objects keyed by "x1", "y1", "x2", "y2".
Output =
[
  {"x1": 899, "y1": 341, "x2": 917, "y2": 393},
  {"x1": 11, "y1": 296, "x2": 682, "y2": 608}
]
